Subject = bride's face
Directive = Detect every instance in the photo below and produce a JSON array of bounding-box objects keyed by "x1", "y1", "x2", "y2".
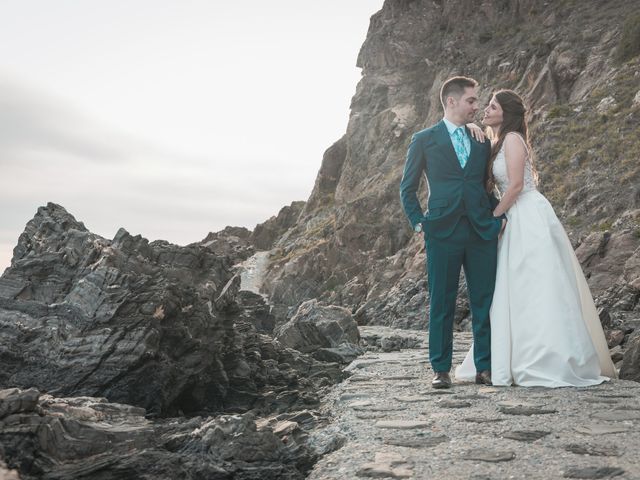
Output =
[{"x1": 482, "y1": 96, "x2": 503, "y2": 128}]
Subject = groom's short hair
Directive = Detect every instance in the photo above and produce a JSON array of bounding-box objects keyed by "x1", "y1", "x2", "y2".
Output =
[{"x1": 440, "y1": 76, "x2": 478, "y2": 108}]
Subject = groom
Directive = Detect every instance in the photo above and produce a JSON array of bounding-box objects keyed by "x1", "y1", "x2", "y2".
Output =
[{"x1": 400, "y1": 76, "x2": 504, "y2": 388}]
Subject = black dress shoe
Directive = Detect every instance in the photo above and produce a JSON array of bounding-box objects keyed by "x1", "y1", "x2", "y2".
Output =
[
  {"x1": 475, "y1": 370, "x2": 492, "y2": 386},
  {"x1": 432, "y1": 371, "x2": 452, "y2": 389}
]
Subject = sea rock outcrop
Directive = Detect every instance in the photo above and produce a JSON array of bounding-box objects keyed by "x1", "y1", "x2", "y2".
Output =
[
  {"x1": 0, "y1": 203, "x2": 343, "y2": 417},
  {"x1": 0, "y1": 387, "x2": 329, "y2": 480},
  {"x1": 275, "y1": 300, "x2": 362, "y2": 364},
  {"x1": 250, "y1": 201, "x2": 305, "y2": 251}
]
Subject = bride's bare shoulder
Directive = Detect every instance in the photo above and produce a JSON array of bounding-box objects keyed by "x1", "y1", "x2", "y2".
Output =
[{"x1": 504, "y1": 132, "x2": 528, "y2": 154}]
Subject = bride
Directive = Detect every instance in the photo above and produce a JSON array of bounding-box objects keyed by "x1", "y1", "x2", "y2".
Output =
[{"x1": 456, "y1": 89, "x2": 616, "y2": 387}]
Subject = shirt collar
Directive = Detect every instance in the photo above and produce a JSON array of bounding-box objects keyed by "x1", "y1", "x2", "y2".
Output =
[{"x1": 443, "y1": 117, "x2": 464, "y2": 135}]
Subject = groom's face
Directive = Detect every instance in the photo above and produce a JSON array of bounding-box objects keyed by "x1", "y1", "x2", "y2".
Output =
[{"x1": 454, "y1": 87, "x2": 479, "y2": 122}]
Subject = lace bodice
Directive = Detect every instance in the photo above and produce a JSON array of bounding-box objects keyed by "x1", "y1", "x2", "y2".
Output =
[{"x1": 492, "y1": 133, "x2": 537, "y2": 196}]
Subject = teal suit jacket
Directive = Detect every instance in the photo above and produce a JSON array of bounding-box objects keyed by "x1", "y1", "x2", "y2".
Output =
[{"x1": 400, "y1": 120, "x2": 502, "y2": 241}]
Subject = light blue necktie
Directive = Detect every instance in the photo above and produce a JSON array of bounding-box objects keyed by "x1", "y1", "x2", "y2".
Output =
[{"x1": 453, "y1": 127, "x2": 469, "y2": 168}]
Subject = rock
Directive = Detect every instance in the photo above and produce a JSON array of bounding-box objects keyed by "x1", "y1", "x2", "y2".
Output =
[
  {"x1": 563, "y1": 466, "x2": 625, "y2": 479},
  {"x1": 393, "y1": 396, "x2": 430, "y2": 403},
  {"x1": 502, "y1": 430, "x2": 551, "y2": 442},
  {"x1": 477, "y1": 387, "x2": 499, "y2": 394},
  {"x1": 576, "y1": 232, "x2": 640, "y2": 301},
  {"x1": 0, "y1": 204, "x2": 344, "y2": 417},
  {"x1": 313, "y1": 343, "x2": 363, "y2": 364},
  {"x1": 590, "y1": 410, "x2": 640, "y2": 421},
  {"x1": 564, "y1": 444, "x2": 621, "y2": 457},
  {"x1": 623, "y1": 247, "x2": 640, "y2": 290},
  {"x1": 348, "y1": 400, "x2": 373, "y2": 408},
  {"x1": 620, "y1": 331, "x2": 640, "y2": 382},
  {"x1": 199, "y1": 225, "x2": 254, "y2": 264},
  {"x1": 383, "y1": 375, "x2": 419, "y2": 381},
  {"x1": 235, "y1": 289, "x2": 276, "y2": 333},
  {"x1": 574, "y1": 423, "x2": 632, "y2": 435},
  {"x1": 0, "y1": 388, "x2": 317, "y2": 479},
  {"x1": 374, "y1": 420, "x2": 430, "y2": 430},
  {"x1": 274, "y1": 299, "x2": 360, "y2": 354},
  {"x1": 359, "y1": 326, "x2": 426, "y2": 351},
  {"x1": 384, "y1": 435, "x2": 449, "y2": 448},
  {"x1": 606, "y1": 329, "x2": 625, "y2": 348},
  {"x1": 0, "y1": 388, "x2": 39, "y2": 418},
  {"x1": 354, "y1": 412, "x2": 387, "y2": 420},
  {"x1": 353, "y1": 405, "x2": 403, "y2": 412},
  {"x1": 609, "y1": 345, "x2": 624, "y2": 363},
  {"x1": 596, "y1": 96, "x2": 616, "y2": 113},
  {"x1": 595, "y1": 393, "x2": 634, "y2": 398},
  {"x1": 250, "y1": 201, "x2": 306, "y2": 250},
  {"x1": 497, "y1": 401, "x2": 558, "y2": 416},
  {"x1": 464, "y1": 417, "x2": 505, "y2": 423},
  {"x1": 305, "y1": 137, "x2": 348, "y2": 212},
  {"x1": 454, "y1": 394, "x2": 488, "y2": 400},
  {"x1": 598, "y1": 307, "x2": 612, "y2": 328},
  {"x1": 464, "y1": 449, "x2": 516, "y2": 463},
  {"x1": 306, "y1": 425, "x2": 348, "y2": 456},
  {"x1": 437, "y1": 399, "x2": 472, "y2": 409},
  {"x1": 356, "y1": 452, "x2": 414, "y2": 479},
  {"x1": 582, "y1": 397, "x2": 619, "y2": 404}
]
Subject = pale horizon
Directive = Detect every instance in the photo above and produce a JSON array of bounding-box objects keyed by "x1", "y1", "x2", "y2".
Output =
[{"x1": 0, "y1": 1, "x2": 385, "y2": 274}]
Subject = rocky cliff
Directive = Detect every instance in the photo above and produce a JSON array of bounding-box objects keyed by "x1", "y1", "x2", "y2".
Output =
[
  {"x1": 0, "y1": 203, "x2": 354, "y2": 478},
  {"x1": 260, "y1": 0, "x2": 640, "y2": 337}
]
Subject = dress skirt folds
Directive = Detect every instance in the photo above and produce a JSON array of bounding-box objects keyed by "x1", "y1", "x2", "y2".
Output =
[{"x1": 455, "y1": 189, "x2": 616, "y2": 387}]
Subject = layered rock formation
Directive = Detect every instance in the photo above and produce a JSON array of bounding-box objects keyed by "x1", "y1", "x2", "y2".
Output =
[
  {"x1": 250, "y1": 201, "x2": 306, "y2": 251},
  {"x1": 0, "y1": 387, "x2": 336, "y2": 480},
  {"x1": 275, "y1": 300, "x2": 363, "y2": 364},
  {"x1": 259, "y1": 1, "x2": 640, "y2": 346},
  {"x1": 0, "y1": 203, "x2": 356, "y2": 477},
  {"x1": 0, "y1": 203, "x2": 344, "y2": 418}
]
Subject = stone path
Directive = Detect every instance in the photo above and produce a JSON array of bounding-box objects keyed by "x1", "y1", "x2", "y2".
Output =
[{"x1": 307, "y1": 332, "x2": 640, "y2": 479}]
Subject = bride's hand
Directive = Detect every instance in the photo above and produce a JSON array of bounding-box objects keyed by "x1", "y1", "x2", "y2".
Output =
[{"x1": 466, "y1": 123, "x2": 485, "y2": 142}]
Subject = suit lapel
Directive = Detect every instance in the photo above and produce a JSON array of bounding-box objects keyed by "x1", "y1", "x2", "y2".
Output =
[{"x1": 434, "y1": 120, "x2": 463, "y2": 173}]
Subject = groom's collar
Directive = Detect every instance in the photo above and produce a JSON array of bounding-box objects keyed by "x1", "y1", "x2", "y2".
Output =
[{"x1": 442, "y1": 117, "x2": 464, "y2": 134}]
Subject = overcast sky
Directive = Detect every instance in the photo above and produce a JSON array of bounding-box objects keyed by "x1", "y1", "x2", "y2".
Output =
[{"x1": 0, "y1": 1, "x2": 384, "y2": 273}]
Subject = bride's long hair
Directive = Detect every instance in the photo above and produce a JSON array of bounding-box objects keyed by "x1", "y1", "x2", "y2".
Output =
[{"x1": 485, "y1": 89, "x2": 538, "y2": 193}]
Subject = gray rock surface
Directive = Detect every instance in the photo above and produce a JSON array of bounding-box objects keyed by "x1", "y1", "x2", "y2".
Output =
[
  {"x1": 275, "y1": 299, "x2": 361, "y2": 362},
  {"x1": 250, "y1": 201, "x2": 305, "y2": 251},
  {"x1": 359, "y1": 325, "x2": 426, "y2": 352},
  {"x1": 306, "y1": 331, "x2": 640, "y2": 479},
  {"x1": 0, "y1": 204, "x2": 344, "y2": 417},
  {"x1": 620, "y1": 331, "x2": 640, "y2": 382},
  {"x1": 0, "y1": 387, "x2": 330, "y2": 480}
]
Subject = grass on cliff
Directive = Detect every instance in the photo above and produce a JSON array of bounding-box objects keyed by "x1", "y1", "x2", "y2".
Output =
[
  {"x1": 617, "y1": 14, "x2": 640, "y2": 63},
  {"x1": 539, "y1": 61, "x2": 640, "y2": 216}
]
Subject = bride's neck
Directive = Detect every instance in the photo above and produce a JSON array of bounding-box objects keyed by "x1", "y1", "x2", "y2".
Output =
[{"x1": 491, "y1": 125, "x2": 502, "y2": 145}]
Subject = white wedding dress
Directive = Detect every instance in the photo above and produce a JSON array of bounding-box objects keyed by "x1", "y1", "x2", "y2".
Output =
[{"x1": 455, "y1": 133, "x2": 616, "y2": 387}]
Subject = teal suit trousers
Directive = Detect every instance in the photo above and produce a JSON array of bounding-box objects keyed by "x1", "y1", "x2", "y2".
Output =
[{"x1": 426, "y1": 216, "x2": 496, "y2": 372}]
